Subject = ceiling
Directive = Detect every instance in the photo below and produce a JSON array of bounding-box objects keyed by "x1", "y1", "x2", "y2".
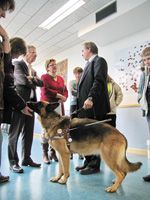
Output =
[
  {"x1": 1, "y1": 0, "x2": 150, "y2": 68},
  {"x1": 0, "y1": 0, "x2": 112, "y2": 66}
]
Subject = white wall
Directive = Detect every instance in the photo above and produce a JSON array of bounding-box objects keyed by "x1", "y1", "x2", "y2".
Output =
[
  {"x1": 99, "y1": 28, "x2": 150, "y2": 106},
  {"x1": 42, "y1": 28, "x2": 150, "y2": 110}
]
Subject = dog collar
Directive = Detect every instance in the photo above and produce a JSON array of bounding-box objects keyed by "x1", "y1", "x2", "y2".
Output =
[{"x1": 45, "y1": 116, "x2": 60, "y2": 128}]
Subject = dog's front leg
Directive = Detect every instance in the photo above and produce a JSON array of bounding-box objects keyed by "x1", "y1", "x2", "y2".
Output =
[
  {"x1": 58, "y1": 151, "x2": 70, "y2": 184},
  {"x1": 50, "y1": 154, "x2": 63, "y2": 182},
  {"x1": 49, "y1": 140, "x2": 70, "y2": 184}
]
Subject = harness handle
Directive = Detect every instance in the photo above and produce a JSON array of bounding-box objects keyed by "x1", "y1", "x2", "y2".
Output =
[{"x1": 70, "y1": 107, "x2": 84, "y2": 116}]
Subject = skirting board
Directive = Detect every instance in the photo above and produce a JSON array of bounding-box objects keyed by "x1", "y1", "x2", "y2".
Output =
[
  {"x1": 34, "y1": 133, "x2": 41, "y2": 138},
  {"x1": 34, "y1": 133, "x2": 148, "y2": 156},
  {"x1": 127, "y1": 148, "x2": 148, "y2": 155}
]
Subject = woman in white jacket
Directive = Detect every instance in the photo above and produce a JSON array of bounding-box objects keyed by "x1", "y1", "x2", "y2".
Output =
[
  {"x1": 105, "y1": 75, "x2": 123, "y2": 127},
  {"x1": 138, "y1": 47, "x2": 150, "y2": 182}
]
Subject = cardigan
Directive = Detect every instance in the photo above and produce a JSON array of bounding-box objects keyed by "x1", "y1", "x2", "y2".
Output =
[
  {"x1": 40, "y1": 73, "x2": 68, "y2": 115},
  {"x1": 69, "y1": 80, "x2": 77, "y2": 106}
]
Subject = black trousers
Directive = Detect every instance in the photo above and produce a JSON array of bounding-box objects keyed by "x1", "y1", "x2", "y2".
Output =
[
  {"x1": 105, "y1": 114, "x2": 116, "y2": 128},
  {"x1": 70, "y1": 105, "x2": 78, "y2": 119},
  {"x1": 8, "y1": 109, "x2": 34, "y2": 165},
  {"x1": 83, "y1": 115, "x2": 108, "y2": 170}
]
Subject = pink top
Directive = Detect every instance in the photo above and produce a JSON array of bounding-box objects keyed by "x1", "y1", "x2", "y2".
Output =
[{"x1": 40, "y1": 73, "x2": 68, "y2": 115}]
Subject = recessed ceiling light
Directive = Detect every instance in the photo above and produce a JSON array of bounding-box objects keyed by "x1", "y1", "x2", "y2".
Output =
[{"x1": 39, "y1": 0, "x2": 85, "y2": 30}]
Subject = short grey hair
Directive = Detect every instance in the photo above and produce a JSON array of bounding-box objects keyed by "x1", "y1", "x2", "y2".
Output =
[{"x1": 82, "y1": 42, "x2": 98, "y2": 54}]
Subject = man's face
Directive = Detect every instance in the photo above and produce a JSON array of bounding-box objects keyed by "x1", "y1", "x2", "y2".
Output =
[
  {"x1": 26, "y1": 47, "x2": 37, "y2": 64},
  {"x1": 82, "y1": 45, "x2": 90, "y2": 61},
  {"x1": 143, "y1": 55, "x2": 150, "y2": 68}
]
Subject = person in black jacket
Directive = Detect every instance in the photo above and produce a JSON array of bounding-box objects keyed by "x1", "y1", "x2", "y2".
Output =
[
  {"x1": 0, "y1": 0, "x2": 32, "y2": 183},
  {"x1": 76, "y1": 41, "x2": 110, "y2": 175},
  {"x1": 0, "y1": 0, "x2": 15, "y2": 184},
  {"x1": 3, "y1": 37, "x2": 33, "y2": 123}
]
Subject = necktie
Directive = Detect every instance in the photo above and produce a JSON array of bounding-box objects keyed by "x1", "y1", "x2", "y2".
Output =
[
  {"x1": 84, "y1": 61, "x2": 89, "y2": 69},
  {"x1": 28, "y1": 64, "x2": 34, "y2": 98},
  {"x1": 28, "y1": 64, "x2": 32, "y2": 76},
  {"x1": 79, "y1": 61, "x2": 89, "y2": 85}
]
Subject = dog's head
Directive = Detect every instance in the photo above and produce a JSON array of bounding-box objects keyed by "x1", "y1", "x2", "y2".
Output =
[
  {"x1": 27, "y1": 101, "x2": 60, "y2": 118},
  {"x1": 27, "y1": 101, "x2": 70, "y2": 139}
]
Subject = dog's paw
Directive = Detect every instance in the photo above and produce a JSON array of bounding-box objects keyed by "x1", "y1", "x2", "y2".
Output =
[
  {"x1": 50, "y1": 177, "x2": 59, "y2": 182},
  {"x1": 58, "y1": 179, "x2": 67, "y2": 184},
  {"x1": 105, "y1": 186, "x2": 117, "y2": 193}
]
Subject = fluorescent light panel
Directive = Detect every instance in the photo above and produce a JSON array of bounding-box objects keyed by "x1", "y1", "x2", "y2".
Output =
[{"x1": 39, "y1": 0, "x2": 85, "y2": 30}]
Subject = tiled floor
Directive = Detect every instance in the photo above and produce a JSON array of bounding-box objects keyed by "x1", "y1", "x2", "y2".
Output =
[{"x1": 0, "y1": 133, "x2": 150, "y2": 200}]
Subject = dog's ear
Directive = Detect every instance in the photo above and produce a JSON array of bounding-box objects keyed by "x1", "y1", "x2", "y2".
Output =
[{"x1": 46, "y1": 103, "x2": 59, "y2": 113}]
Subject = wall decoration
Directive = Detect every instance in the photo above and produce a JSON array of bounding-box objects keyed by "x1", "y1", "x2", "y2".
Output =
[
  {"x1": 56, "y1": 58, "x2": 68, "y2": 85},
  {"x1": 115, "y1": 41, "x2": 150, "y2": 94}
]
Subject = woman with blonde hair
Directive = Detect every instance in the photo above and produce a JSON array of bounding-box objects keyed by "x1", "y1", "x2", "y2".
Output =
[{"x1": 40, "y1": 58, "x2": 68, "y2": 164}]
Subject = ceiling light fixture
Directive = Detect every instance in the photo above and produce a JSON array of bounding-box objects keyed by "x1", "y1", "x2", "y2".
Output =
[{"x1": 39, "y1": 0, "x2": 85, "y2": 30}]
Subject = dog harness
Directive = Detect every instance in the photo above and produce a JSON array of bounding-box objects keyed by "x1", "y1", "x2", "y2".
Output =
[
  {"x1": 47, "y1": 118, "x2": 112, "y2": 145},
  {"x1": 44, "y1": 116, "x2": 72, "y2": 144},
  {"x1": 50, "y1": 128, "x2": 72, "y2": 144}
]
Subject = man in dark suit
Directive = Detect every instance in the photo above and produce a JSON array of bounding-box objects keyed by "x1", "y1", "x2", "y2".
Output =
[
  {"x1": 8, "y1": 45, "x2": 44, "y2": 173},
  {"x1": 76, "y1": 41, "x2": 110, "y2": 175}
]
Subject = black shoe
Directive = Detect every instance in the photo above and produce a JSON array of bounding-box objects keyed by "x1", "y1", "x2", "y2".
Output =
[
  {"x1": 10, "y1": 164, "x2": 24, "y2": 173},
  {"x1": 70, "y1": 154, "x2": 73, "y2": 159},
  {"x1": 75, "y1": 164, "x2": 87, "y2": 171},
  {"x1": 22, "y1": 158, "x2": 41, "y2": 167},
  {"x1": 143, "y1": 175, "x2": 150, "y2": 182},
  {"x1": 0, "y1": 175, "x2": 9, "y2": 183},
  {"x1": 79, "y1": 166, "x2": 100, "y2": 175}
]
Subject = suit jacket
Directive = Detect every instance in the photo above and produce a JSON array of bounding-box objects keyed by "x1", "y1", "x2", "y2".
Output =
[
  {"x1": 77, "y1": 55, "x2": 110, "y2": 118},
  {"x1": 13, "y1": 59, "x2": 44, "y2": 102}
]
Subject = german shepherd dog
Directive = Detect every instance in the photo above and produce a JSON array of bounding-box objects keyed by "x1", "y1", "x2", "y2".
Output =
[{"x1": 27, "y1": 101, "x2": 142, "y2": 193}]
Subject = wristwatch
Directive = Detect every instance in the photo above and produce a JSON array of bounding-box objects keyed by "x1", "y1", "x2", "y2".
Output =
[{"x1": 88, "y1": 97, "x2": 93, "y2": 101}]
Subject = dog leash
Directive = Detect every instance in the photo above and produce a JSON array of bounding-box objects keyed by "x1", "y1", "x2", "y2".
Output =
[
  {"x1": 69, "y1": 118, "x2": 112, "y2": 131},
  {"x1": 70, "y1": 107, "x2": 84, "y2": 115}
]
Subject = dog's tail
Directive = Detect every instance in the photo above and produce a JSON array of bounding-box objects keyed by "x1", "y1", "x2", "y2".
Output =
[
  {"x1": 120, "y1": 138, "x2": 142, "y2": 173},
  {"x1": 121, "y1": 157, "x2": 142, "y2": 173}
]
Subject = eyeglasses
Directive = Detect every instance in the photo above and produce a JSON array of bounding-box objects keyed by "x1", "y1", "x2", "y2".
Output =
[
  {"x1": 29, "y1": 51, "x2": 37, "y2": 55},
  {"x1": 49, "y1": 64, "x2": 57, "y2": 67}
]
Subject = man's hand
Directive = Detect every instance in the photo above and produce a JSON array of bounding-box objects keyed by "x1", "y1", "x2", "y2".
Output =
[
  {"x1": 26, "y1": 76, "x2": 34, "y2": 80},
  {"x1": 21, "y1": 106, "x2": 33, "y2": 117},
  {"x1": 83, "y1": 99, "x2": 93, "y2": 110}
]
